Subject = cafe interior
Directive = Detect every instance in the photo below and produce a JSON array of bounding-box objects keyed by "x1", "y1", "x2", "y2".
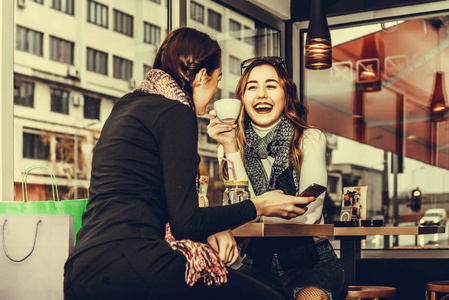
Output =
[{"x1": 2, "y1": 0, "x2": 449, "y2": 299}]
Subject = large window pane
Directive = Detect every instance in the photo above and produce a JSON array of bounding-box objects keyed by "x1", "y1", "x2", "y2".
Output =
[
  {"x1": 13, "y1": 1, "x2": 169, "y2": 201},
  {"x1": 301, "y1": 12, "x2": 449, "y2": 249}
]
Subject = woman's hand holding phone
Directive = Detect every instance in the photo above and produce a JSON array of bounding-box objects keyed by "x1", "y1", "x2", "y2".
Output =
[
  {"x1": 251, "y1": 190, "x2": 316, "y2": 220},
  {"x1": 296, "y1": 183, "x2": 327, "y2": 208}
]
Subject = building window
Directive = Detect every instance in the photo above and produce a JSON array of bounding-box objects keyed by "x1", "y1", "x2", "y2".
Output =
[
  {"x1": 87, "y1": 47, "x2": 108, "y2": 75},
  {"x1": 84, "y1": 95, "x2": 101, "y2": 120},
  {"x1": 144, "y1": 22, "x2": 161, "y2": 45},
  {"x1": 51, "y1": 88, "x2": 70, "y2": 114},
  {"x1": 229, "y1": 19, "x2": 241, "y2": 40},
  {"x1": 190, "y1": 1, "x2": 204, "y2": 24},
  {"x1": 87, "y1": 0, "x2": 108, "y2": 28},
  {"x1": 229, "y1": 56, "x2": 240, "y2": 75},
  {"x1": 243, "y1": 26, "x2": 254, "y2": 45},
  {"x1": 207, "y1": 9, "x2": 221, "y2": 31},
  {"x1": 16, "y1": 26, "x2": 43, "y2": 56},
  {"x1": 51, "y1": 0, "x2": 74, "y2": 15},
  {"x1": 113, "y1": 9, "x2": 133, "y2": 37},
  {"x1": 30, "y1": 0, "x2": 43, "y2": 4},
  {"x1": 148, "y1": 0, "x2": 161, "y2": 3},
  {"x1": 207, "y1": 87, "x2": 221, "y2": 114},
  {"x1": 55, "y1": 134, "x2": 75, "y2": 163},
  {"x1": 14, "y1": 80, "x2": 34, "y2": 107},
  {"x1": 328, "y1": 176, "x2": 338, "y2": 194},
  {"x1": 23, "y1": 132, "x2": 50, "y2": 160},
  {"x1": 49, "y1": 36, "x2": 74, "y2": 64},
  {"x1": 113, "y1": 56, "x2": 133, "y2": 80},
  {"x1": 143, "y1": 64, "x2": 152, "y2": 79}
]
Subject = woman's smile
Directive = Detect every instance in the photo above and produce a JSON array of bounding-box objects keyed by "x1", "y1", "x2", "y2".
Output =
[{"x1": 253, "y1": 102, "x2": 273, "y2": 113}]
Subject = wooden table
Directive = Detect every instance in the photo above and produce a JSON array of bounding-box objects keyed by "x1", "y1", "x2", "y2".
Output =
[{"x1": 232, "y1": 223, "x2": 444, "y2": 285}]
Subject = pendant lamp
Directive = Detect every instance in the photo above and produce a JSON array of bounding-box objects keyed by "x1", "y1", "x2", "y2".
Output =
[
  {"x1": 305, "y1": 0, "x2": 332, "y2": 70},
  {"x1": 429, "y1": 72, "x2": 448, "y2": 121},
  {"x1": 429, "y1": 20, "x2": 447, "y2": 122}
]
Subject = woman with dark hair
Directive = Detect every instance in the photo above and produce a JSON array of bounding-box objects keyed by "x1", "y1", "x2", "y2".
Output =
[
  {"x1": 63, "y1": 29, "x2": 314, "y2": 300},
  {"x1": 208, "y1": 57, "x2": 348, "y2": 300}
]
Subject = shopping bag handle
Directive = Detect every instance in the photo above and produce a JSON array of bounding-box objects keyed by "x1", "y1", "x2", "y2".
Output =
[
  {"x1": 21, "y1": 165, "x2": 60, "y2": 202},
  {"x1": 2, "y1": 219, "x2": 42, "y2": 262}
]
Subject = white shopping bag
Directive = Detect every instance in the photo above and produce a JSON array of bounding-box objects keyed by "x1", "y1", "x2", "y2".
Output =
[{"x1": 0, "y1": 214, "x2": 74, "y2": 300}]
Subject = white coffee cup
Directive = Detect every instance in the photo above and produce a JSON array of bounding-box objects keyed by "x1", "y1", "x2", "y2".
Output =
[{"x1": 213, "y1": 98, "x2": 241, "y2": 123}]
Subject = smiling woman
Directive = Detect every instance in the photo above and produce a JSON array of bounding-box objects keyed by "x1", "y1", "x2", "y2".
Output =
[{"x1": 207, "y1": 56, "x2": 348, "y2": 300}]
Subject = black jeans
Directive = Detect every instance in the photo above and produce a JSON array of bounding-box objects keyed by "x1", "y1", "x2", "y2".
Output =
[
  {"x1": 238, "y1": 238, "x2": 348, "y2": 300},
  {"x1": 64, "y1": 239, "x2": 286, "y2": 300}
]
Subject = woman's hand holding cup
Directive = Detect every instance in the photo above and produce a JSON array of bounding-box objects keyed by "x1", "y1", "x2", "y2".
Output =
[{"x1": 207, "y1": 98, "x2": 241, "y2": 153}]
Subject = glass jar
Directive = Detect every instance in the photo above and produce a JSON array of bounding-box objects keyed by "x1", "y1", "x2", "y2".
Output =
[
  {"x1": 222, "y1": 180, "x2": 251, "y2": 206},
  {"x1": 198, "y1": 175, "x2": 209, "y2": 207}
]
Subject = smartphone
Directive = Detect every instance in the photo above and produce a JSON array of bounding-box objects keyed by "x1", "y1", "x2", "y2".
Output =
[
  {"x1": 299, "y1": 183, "x2": 327, "y2": 198},
  {"x1": 296, "y1": 183, "x2": 327, "y2": 207}
]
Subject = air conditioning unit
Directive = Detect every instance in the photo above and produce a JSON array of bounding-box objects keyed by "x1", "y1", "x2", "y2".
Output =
[
  {"x1": 67, "y1": 66, "x2": 80, "y2": 79},
  {"x1": 128, "y1": 78, "x2": 137, "y2": 89},
  {"x1": 72, "y1": 95, "x2": 84, "y2": 107},
  {"x1": 17, "y1": 0, "x2": 26, "y2": 8}
]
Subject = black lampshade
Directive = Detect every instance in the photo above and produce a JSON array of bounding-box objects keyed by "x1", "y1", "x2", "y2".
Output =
[{"x1": 305, "y1": 0, "x2": 332, "y2": 70}]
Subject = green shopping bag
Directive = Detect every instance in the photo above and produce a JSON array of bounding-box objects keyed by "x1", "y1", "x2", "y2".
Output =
[{"x1": 0, "y1": 165, "x2": 88, "y2": 244}]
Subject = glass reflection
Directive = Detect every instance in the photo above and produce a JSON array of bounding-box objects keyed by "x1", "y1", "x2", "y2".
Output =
[{"x1": 303, "y1": 14, "x2": 449, "y2": 249}]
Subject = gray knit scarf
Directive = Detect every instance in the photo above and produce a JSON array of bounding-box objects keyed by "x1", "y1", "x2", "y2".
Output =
[{"x1": 244, "y1": 115, "x2": 302, "y2": 196}]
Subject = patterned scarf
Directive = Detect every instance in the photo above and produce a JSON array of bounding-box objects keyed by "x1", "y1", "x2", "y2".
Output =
[
  {"x1": 244, "y1": 115, "x2": 301, "y2": 196},
  {"x1": 135, "y1": 69, "x2": 228, "y2": 287}
]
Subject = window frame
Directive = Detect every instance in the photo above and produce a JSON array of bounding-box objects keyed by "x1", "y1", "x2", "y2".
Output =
[
  {"x1": 229, "y1": 18, "x2": 242, "y2": 40},
  {"x1": 87, "y1": 0, "x2": 109, "y2": 28},
  {"x1": 49, "y1": 35, "x2": 74, "y2": 65},
  {"x1": 14, "y1": 79, "x2": 35, "y2": 107},
  {"x1": 143, "y1": 22, "x2": 161, "y2": 45},
  {"x1": 113, "y1": 9, "x2": 134, "y2": 37},
  {"x1": 190, "y1": 1, "x2": 204, "y2": 24},
  {"x1": 50, "y1": 87, "x2": 70, "y2": 115},
  {"x1": 86, "y1": 47, "x2": 108, "y2": 75},
  {"x1": 50, "y1": 0, "x2": 74, "y2": 15},
  {"x1": 16, "y1": 25, "x2": 44, "y2": 57},
  {"x1": 207, "y1": 8, "x2": 222, "y2": 32},
  {"x1": 113, "y1": 55, "x2": 133, "y2": 80},
  {"x1": 229, "y1": 55, "x2": 240, "y2": 75},
  {"x1": 22, "y1": 130, "x2": 51, "y2": 161},
  {"x1": 83, "y1": 95, "x2": 101, "y2": 120},
  {"x1": 291, "y1": 2, "x2": 449, "y2": 254}
]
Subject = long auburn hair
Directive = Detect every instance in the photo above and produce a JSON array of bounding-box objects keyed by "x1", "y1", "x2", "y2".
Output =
[
  {"x1": 153, "y1": 27, "x2": 221, "y2": 110},
  {"x1": 221, "y1": 59, "x2": 311, "y2": 179}
]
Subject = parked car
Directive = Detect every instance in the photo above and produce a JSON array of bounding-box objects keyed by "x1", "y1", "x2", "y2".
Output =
[{"x1": 419, "y1": 208, "x2": 447, "y2": 226}]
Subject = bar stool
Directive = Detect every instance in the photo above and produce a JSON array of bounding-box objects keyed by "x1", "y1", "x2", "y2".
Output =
[
  {"x1": 345, "y1": 286, "x2": 396, "y2": 300},
  {"x1": 426, "y1": 281, "x2": 449, "y2": 300}
]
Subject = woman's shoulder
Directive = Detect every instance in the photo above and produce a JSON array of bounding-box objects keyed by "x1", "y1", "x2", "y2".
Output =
[
  {"x1": 303, "y1": 128, "x2": 326, "y2": 140},
  {"x1": 301, "y1": 128, "x2": 327, "y2": 148},
  {"x1": 119, "y1": 92, "x2": 193, "y2": 115}
]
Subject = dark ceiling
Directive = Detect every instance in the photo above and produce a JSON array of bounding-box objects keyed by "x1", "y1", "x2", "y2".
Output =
[{"x1": 291, "y1": 0, "x2": 448, "y2": 22}]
